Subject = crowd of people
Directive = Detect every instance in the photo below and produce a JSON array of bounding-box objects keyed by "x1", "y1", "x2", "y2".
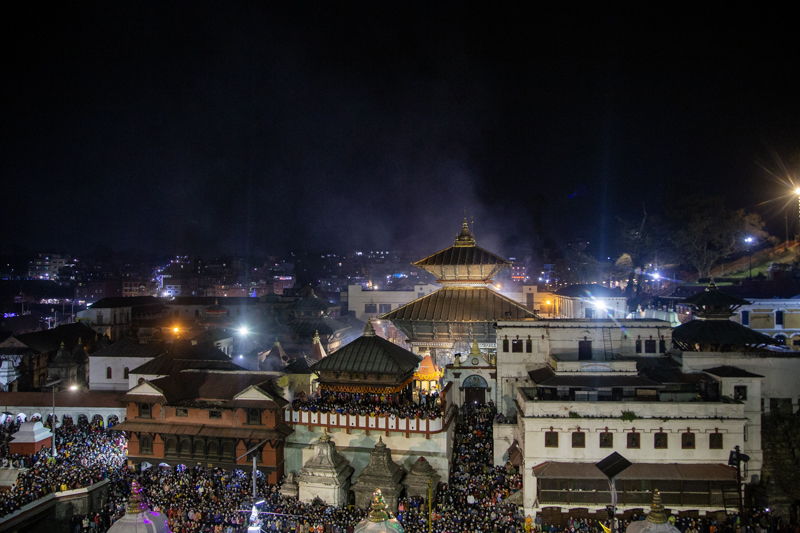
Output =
[
  {"x1": 0, "y1": 423, "x2": 127, "y2": 518},
  {"x1": 0, "y1": 400, "x2": 791, "y2": 533},
  {"x1": 290, "y1": 389, "x2": 442, "y2": 420}
]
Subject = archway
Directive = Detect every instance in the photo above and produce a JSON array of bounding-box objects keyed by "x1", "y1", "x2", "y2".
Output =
[
  {"x1": 91, "y1": 414, "x2": 104, "y2": 428},
  {"x1": 61, "y1": 414, "x2": 74, "y2": 427},
  {"x1": 462, "y1": 374, "x2": 488, "y2": 405},
  {"x1": 107, "y1": 415, "x2": 119, "y2": 428},
  {"x1": 77, "y1": 414, "x2": 89, "y2": 427},
  {"x1": 16, "y1": 413, "x2": 27, "y2": 423}
]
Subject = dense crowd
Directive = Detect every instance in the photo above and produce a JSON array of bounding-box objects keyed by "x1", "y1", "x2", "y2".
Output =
[
  {"x1": 0, "y1": 401, "x2": 791, "y2": 533},
  {"x1": 291, "y1": 389, "x2": 442, "y2": 420},
  {"x1": 0, "y1": 423, "x2": 127, "y2": 518}
]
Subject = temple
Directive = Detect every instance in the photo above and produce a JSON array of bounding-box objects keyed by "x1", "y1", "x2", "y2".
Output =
[{"x1": 383, "y1": 219, "x2": 537, "y2": 367}]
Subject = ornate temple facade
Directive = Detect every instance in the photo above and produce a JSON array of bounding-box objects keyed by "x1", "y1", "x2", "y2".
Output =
[{"x1": 383, "y1": 220, "x2": 537, "y2": 367}]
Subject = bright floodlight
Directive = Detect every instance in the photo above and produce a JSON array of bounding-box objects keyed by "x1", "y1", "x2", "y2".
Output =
[
  {"x1": 173, "y1": 327, "x2": 179, "y2": 333},
  {"x1": 745, "y1": 237, "x2": 753, "y2": 243},
  {"x1": 795, "y1": 188, "x2": 800, "y2": 196},
  {"x1": 653, "y1": 273, "x2": 660, "y2": 279},
  {"x1": 69, "y1": 385, "x2": 78, "y2": 391},
  {"x1": 239, "y1": 326, "x2": 249, "y2": 336}
]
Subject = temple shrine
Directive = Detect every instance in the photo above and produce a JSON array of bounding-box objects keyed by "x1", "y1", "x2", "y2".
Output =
[
  {"x1": 283, "y1": 320, "x2": 458, "y2": 491},
  {"x1": 382, "y1": 219, "x2": 537, "y2": 366}
]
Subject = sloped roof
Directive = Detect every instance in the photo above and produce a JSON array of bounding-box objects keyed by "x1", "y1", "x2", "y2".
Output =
[
  {"x1": 554, "y1": 284, "x2": 625, "y2": 298},
  {"x1": 14, "y1": 322, "x2": 97, "y2": 353},
  {"x1": 413, "y1": 245, "x2": 510, "y2": 268},
  {"x1": 382, "y1": 287, "x2": 537, "y2": 321},
  {"x1": 703, "y1": 366, "x2": 764, "y2": 378},
  {"x1": 680, "y1": 283, "x2": 750, "y2": 308},
  {"x1": 89, "y1": 296, "x2": 163, "y2": 309},
  {"x1": 310, "y1": 331, "x2": 421, "y2": 375},
  {"x1": 89, "y1": 339, "x2": 167, "y2": 359},
  {"x1": 287, "y1": 317, "x2": 351, "y2": 336},
  {"x1": 129, "y1": 370, "x2": 287, "y2": 407},
  {"x1": 284, "y1": 355, "x2": 317, "y2": 374},
  {"x1": 130, "y1": 341, "x2": 244, "y2": 375},
  {"x1": 672, "y1": 319, "x2": 778, "y2": 349},
  {"x1": 284, "y1": 294, "x2": 334, "y2": 313}
]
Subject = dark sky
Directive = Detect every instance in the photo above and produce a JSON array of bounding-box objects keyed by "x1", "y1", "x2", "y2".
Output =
[{"x1": 3, "y1": 2, "x2": 800, "y2": 259}]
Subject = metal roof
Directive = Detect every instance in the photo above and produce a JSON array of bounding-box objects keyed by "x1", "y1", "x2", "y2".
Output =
[
  {"x1": 310, "y1": 334, "x2": 421, "y2": 375},
  {"x1": 413, "y1": 245, "x2": 510, "y2": 267},
  {"x1": 703, "y1": 365, "x2": 764, "y2": 378},
  {"x1": 382, "y1": 287, "x2": 537, "y2": 322},
  {"x1": 89, "y1": 339, "x2": 167, "y2": 359},
  {"x1": 532, "y1": 461, "x2": 736, "y2": 481},
  {"x1": 114, "y1": 420, "x2": 291, "y2": 440}
]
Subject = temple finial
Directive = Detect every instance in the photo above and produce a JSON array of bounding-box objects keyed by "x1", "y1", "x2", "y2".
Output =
[{"x1": 364, "y1": 319, "x2": 377, "y2": 337}]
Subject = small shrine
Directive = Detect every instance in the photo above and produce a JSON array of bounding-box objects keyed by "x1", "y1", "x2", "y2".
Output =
[
  {"x1": 401, "y1": 457, "x2": 441, "y2": 501},
  {"x1": 626, "y1": 490, "x2": 680, "y2": 533},
  {"x1": 351, "y1": 438, "x2": 406, "y2": 512},
  {"x1": 8, "y1": 421, "x2": 52, "y2": 455},
  {"x1": 354, "y1": 489, "x2": 404, "y2": 533},
  {"x1": 297, "y1": 431, "x2": 354, "y2": 507},
  {"x1": 279, "y1": 471, "x2": 299, "y2": 499},
  {"x1": 413, "y1": 354, "x2": 442, "y2": 391},
  {"x1": 308, "y1": 320, "x2": 421, "y2": 400},
  {"x1": 199, "y1": 299, "x2": 232, "y2": 327},
  {"x1": 107, "y1": 480, "x2": 171, "y2": 533}
]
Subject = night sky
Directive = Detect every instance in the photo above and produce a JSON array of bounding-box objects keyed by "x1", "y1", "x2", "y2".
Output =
[{"x1": 3, "y1": 2, "x2": 800, "y2": 259}]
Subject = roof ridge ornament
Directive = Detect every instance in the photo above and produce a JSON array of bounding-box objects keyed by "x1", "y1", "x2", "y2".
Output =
[
  {"x1": 454, "y1": 217, "x2": 476, "y2": 247},
  {"x1": 363, "y1": 319, "x2": 377, "y2": 337},
  {"x1": 646, "y1": 489, "x2": 668, "y2": 524},
  {"x1": 707, "y1": 278, "x2": 717, "y2": 291}
]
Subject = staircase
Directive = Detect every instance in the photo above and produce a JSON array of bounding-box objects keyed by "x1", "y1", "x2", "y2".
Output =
[{"x1": 603, "y1": 328, "x2": 614, "y2": 360}]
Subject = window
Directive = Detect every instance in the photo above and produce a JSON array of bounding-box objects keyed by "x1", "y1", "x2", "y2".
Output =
[
  {"x1": 734, "y1": 386, "x2": 748, "y2": 401},
  {"x1": 600, "y1": 432, "x2": 613, "y2": 448},
  {"x1": 545, "y1": 432, "x2": 559, "y2": 447},
  {"x1": 378, "y1": 304, "x2": 392, "y2": 314},
  {"x1": 123, "y1": 367, "x2": 129, "y2": 379},
  {"x1": 709, "y1": 433, "x2": 723, "y2": 449},
  {"x1": 775, "y1": 335, "x2": 787, "y2": 346},
  {"x1": 635, "y1": 340, "x2": 642, "y2": 353},
  {"x1": 654, "y1": 432, "x2": 668, "y2": 449},
  {"x1": 511, "y1": 340, "x2": 523, "y2": 353},
  {"x1": 645, "y1": 340, "x2": 657, "y2": 353},
  {"x1": 627, "y1": 432, "x2": 640, "y2": 449},
  {"x1": 682, "y1": 432, "x2": 695, "y2": 449},
  {"x1": 139, "y1": 403, "x2": 151, "y2": 418},
  {"x1": 659, "y1": 339, "x2": 666, "y2": 353},
  {"x1": 572, "y1": 432, "x2": 585, "y2": 448},
  {"x1": 106, "y1": 367, "x2": 112, "y2": 379},
  {"x1": 364, "y1": 304, "x2": 377, "y2": 314},
  {"x1": 502, "y1": 339, "x2": 509, "y2": 352},
  {"x1": 247, "y1": 408, "x2": 261, "y2": 424},
  {"x1": 418, "y1": 292, "x2": 425, "y2": 298},
  {"x1": 741, "y1": 311, "x2": 749, "y2": 326},
  {"x1": 776, "y1": 310, "x2": 784, "y2": 326},
  {"x1": 209, "y1": 410, "x2": 222, "y2": 419},
  {"x1": 176, "y1": 408, "x2": 188, "y2": 417},
  {"x1": 585, "y1": 308, "x2": 594, "y2": 319},
  {"x1": 139, "y1": 435, "x2": 153, "y2": 454},
  {"x1": 526, "y1": 339, "x2": 533, "y2": 353}
]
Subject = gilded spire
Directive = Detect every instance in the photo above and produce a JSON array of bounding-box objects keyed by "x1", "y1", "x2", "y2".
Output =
[
  {"x1": 646, "y1": 489, "x2": 668, "y2": 524},
  {"x1": 363, "y1": 318, "x2": 376, "y2": 337},
  {"x1": 469, "y1": 339, "x2": 481, "y2": 356},
  {"x1": 453, "y1": 217, "x2": 476, "y2": 247},
  {"x1": 126, "y1": 480, "x2": 147, "y2": 515},
  {"x1": 368, "y1": 489, "x2": 390, "y2": 522},
  {"x1": 313, "y1": 330, "x2": 320, "y2": 344}
]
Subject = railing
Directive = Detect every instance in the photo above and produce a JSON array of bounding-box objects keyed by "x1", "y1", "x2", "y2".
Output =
[{"x1": 285, "y1": 383, "x2": 455, "y2": 436}]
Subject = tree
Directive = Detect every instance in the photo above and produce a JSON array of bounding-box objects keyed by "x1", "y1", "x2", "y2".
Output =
[{"x1": 667, "y1": 196, "x2": 769, "y2": 278}]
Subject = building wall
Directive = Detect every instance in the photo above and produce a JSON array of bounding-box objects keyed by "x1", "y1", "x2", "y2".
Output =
[
  {"x1": 347, "y1": 284, "x2": 438, "y2": 322},
  {"x1": 553, "y1": 295, "x2": 628, "y2": 319},
  {"x1": 88, "y1": 356, "x2": 152, "y2": 391},
  {"x1": 733, "y1": 300, "x2": 800, "y2": 350}
]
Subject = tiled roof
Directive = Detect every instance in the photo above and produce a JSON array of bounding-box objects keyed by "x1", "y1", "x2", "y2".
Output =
[
  {"x1": 129, "y1": 340, "x2": 244, "y2": 375},
  {"x1": 672, "y1": 319, "x2": 777, "y2": 348},
  {"x1": 14, "y1": 323, "x2": 97, "y2": 353},
  {"x1": 554, "y1": 284, "x2": 625, "y2": 298},
  {"x1": 114, "y1": 420, "x2": 291, "y2": 440},
  {"x1": 283, "y1": 355, "x2": 317, "y2": 374},
  {"x1": 89, "y1": 339, "x2": 167, "y2": 359},
  {"x1": 310, "y1": 334, "x2": 421, "y2": 375},
  {"x1": 382, "y1": 287, "x2": 537, "y2": 321},
  {"x1": 413, "y1": 245, "x2": 510, "y2": 267},
  {"x1": 0, "y1": 391, "x2": 124, "y2": 407},
  {"x1": 139, "y1": 370, "x2": 287, "y2": 406},
  {"x1": 284, "y1": 294, "x2": 333, "y2": 312},
  {"x1": 703, "y1": 366, "x2": 764, "y2": 378}
]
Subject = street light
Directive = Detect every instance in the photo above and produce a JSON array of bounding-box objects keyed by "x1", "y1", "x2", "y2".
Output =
[
  {"x1": 44, "y1": 379, "x2": 78, "y2": 457},
  {"x1": 745, "y1": 237, "x2": 753, "y2": 279}
]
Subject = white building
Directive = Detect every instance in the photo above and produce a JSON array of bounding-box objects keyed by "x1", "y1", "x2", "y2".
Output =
[
  {"x1": 552, "y1": 284, "x2": 628, "y2": 319},
  {"x1": 489, "y1": 319, "x2": 746, "y2": 518},
  {"x1": 347, "y1": 283, "x2": 439, "y2": 322},
  {"x1": 88, "y1": 339, "x2": 167, "y2": 391}
]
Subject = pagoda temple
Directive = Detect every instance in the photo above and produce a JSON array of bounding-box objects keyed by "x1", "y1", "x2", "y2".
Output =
[{"x1": 383, "y1": 219, "x2": 537, "y2": 365}]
